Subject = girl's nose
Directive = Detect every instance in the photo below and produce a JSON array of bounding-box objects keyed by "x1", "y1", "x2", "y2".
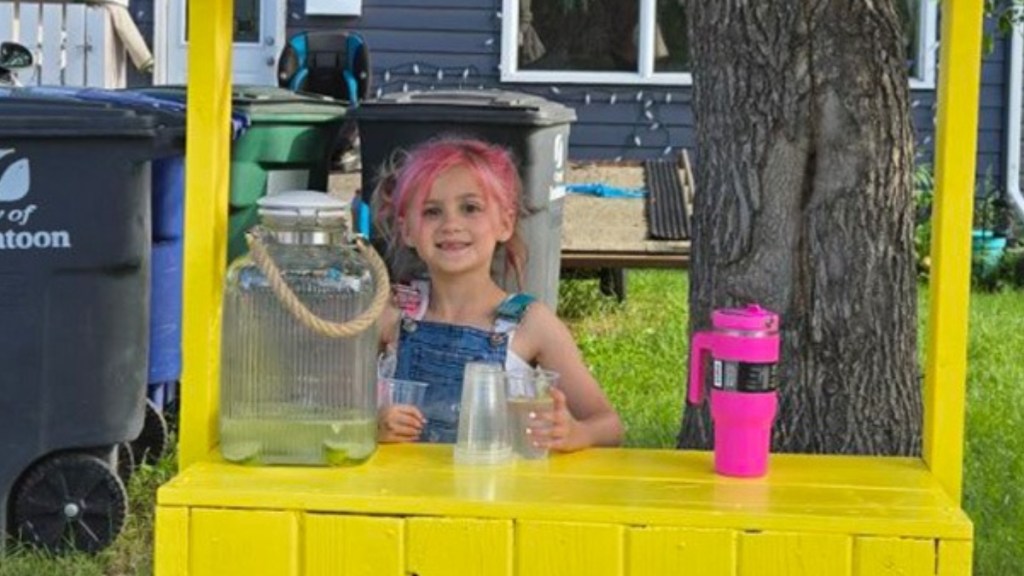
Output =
[{"x1": 439, "y1": 210, "x2": 463, "y2": 230}]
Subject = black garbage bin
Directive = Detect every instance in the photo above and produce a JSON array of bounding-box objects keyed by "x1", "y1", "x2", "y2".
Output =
[
  {"x1": 350, "y1": 90, "x2": 576, "y2": 310},
  {"x1": 4, "y1": 86, "x2": 191, "y2": 468},
  {"x1": 0, "y1": 101, "x2": 159, "y2": 554}
]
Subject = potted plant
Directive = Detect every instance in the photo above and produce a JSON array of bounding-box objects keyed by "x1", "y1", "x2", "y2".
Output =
[{"x1": 971, "y1": 174, "x2": 1007, "y2": 277}]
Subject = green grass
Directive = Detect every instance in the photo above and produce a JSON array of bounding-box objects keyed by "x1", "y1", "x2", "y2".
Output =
[
  {"x1": 2, "y1": 270, "x2": 1020, "y2": 575},
  {"x1": 559, "y1": 270, "x2": 689, "y2": 448},
  {"x1": 959, "y1": 289, "x2": 1024, "y2": 576}
]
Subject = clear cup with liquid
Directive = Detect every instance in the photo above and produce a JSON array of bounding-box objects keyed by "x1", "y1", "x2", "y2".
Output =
[
  {"x1": 506, "y1": 369, "x2": 560, "y2": 459},
  {"x1": 453, "y1": 362, "x2": 512, "y2": 465}
]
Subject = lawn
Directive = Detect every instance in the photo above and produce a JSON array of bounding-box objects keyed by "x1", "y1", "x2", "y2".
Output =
[{"x1": 1, "y1": 270, "x2": 1020, "y2": 575}]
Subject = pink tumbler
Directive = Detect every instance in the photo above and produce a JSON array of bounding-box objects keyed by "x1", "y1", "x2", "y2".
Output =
[{"x1": 688, "y1": 304, "x2": 780, "y2": 477}]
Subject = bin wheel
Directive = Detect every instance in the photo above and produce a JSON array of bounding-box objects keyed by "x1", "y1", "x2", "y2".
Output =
[
  {"x1": 10, "y1": 452, "x2": 128, "y2": 554},
  {"x1": 116, "y1": 442, "x2": 136, "y2": 484},
  {"x1": 130, "y1": 400, "x2": 169, "y2": 466}
]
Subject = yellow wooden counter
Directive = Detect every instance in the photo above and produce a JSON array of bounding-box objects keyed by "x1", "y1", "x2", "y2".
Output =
[{"x1": 156, "y1": 444, "x2": 971, "y2": 576}]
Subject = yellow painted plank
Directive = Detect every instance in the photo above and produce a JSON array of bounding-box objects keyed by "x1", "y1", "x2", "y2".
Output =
[
  {"x1": 518, "y1": 521, "x2": 624, "y2": 576},
  {"x1": 178, "y1": 0, "x2": 233, "y2": 468},
  {"x1": 305, "y1": 514, "x2": 404, "y2": 576},
  {"x1": 739, "y1": 532, "x2": 851, "y2": 576},
  {"x1": 157, "y1": 448, "x2": 971, "y2": 539},
  {"x1": 627, "y1": 526, "x2": 736, "y2": 576},
  {"x1": 938, "y1": 540, "x2": 973, "y2": 576},
  {"x1": 853, "y1": 537, "x2": 934, "y2": 576},
  {"x1": 407, "y1": 517, "x2": 513, "y2": 576},
  {"x1": 190, "y1": 509, "x2": 299, "y2": 576},
  {"x1": 154, "y1": 506, "x2": 189, "y2": 576},
  {"x1": 923, "y1": 0, "x2": 985, "y2": 504}
]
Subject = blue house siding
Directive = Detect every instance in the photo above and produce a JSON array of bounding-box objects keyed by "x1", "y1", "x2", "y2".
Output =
[{"x1": 129, "y1": 0, "x2": 1009, "y2": 181}]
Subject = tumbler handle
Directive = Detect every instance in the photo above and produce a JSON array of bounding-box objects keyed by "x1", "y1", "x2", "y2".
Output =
[{"x1": 688, "y1": 332, "x2": 713, "y2": 405}]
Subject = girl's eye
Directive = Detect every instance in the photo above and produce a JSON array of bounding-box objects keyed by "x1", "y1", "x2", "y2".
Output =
[
  {"x1": 462, "y1": 202, "x2": 484, "y2": 214},
  {"x1": 422, "y1": 206, "x2": 442, "y2": 218}
]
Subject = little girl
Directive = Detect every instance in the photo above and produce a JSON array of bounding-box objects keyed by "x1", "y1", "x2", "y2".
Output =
[{"x1": 374, "y1": 137, "x2": 623, "y2": 452}]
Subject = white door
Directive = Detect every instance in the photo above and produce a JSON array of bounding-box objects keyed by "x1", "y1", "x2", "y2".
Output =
[{"x1": 156, "y1": 0, "x2": 284, "y2": 85}]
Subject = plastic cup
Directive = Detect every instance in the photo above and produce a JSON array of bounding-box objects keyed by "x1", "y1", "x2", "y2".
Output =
[
  {"x1": 453, "y1": 362, "x2": 512, "y2": 465},
  {"x1": 506, "y1": 369, "x2": 560, "y2": 460},
  {"x1": 382, "y1": 377, "x2": 428, "y2": 408}
]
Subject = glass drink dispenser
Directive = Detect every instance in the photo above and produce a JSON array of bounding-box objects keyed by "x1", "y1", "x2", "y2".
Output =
[{"x1": 219, "y1": 191, "x2": 389, "y2": 466}]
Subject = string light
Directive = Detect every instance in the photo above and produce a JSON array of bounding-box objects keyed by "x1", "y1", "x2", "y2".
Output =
[{"x1": 373, "y1": 60, "x2": 690, "y2": 156}]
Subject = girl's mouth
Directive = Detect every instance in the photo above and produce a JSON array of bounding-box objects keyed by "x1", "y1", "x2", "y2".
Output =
[{"x1": 437, "y1": 241, "x2": 470, "y2": 252}]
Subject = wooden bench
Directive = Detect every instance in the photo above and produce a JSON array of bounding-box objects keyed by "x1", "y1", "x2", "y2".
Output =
[{"x1": 559, "y1": 154, "x2": 692, "y2": 298}]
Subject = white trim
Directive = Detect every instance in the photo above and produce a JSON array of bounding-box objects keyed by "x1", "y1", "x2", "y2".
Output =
[
  {"x1": 909, "y1": 0, "x2": 939, "y2": 90},
  {"x1": 153, "y1": 0, "x2": 168, "y2": 84},
  {"x1": 506, "y1": 70, "x2": 692, "y2": 86},
  {"x1": 501, "y1": 0, "x2": 938, "y2": 90},
  {"x1": 637, "y1": 0, "x2": 655, "y2": 78},
  {"x1": 499, "y1": 0, "x2": 518, "y2": 80},
  {"x1": 306, "y1": 0, "x2": 361, "y2": 16},
  {"x1": 1004, "y1": 22, "x2": 1024, "y2": 223}
]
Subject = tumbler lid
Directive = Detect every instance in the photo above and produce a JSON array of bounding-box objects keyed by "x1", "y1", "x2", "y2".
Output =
[
  {"x1": 712, "y1": 304, "x2": 779, "y2": 333},
  {"x1": 258, "y1": 190, "x2": 349, "y2": 226}
]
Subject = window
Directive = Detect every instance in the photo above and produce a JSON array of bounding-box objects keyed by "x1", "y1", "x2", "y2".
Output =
[
  {"x1": 501, "y1": 0, "x2": 690, "y2": 85},
  {"x1": 185, "y1": 0, "x2": 261, "y2": 44},
  {"x1": 500, "y1": 0, "x2": 937, "y2": 88},
  {"x1": 899, "y1": 0, "x2": 939, "y2": 88}
]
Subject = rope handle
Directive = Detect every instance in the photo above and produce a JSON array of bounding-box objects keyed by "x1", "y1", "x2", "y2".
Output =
[{"x1": 246, "y1": 231, "x2": 391, "y2": 338}]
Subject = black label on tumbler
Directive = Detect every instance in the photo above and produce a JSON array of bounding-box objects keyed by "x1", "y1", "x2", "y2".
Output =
[{"x1": 713, "y1": 360, "x2": 778, "y2": 392}]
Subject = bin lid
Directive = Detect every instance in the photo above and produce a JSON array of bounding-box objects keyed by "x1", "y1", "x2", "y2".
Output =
[
  {"x1": 134, "y1": 85, "x2": 345, "y2": 124},
  {"x1": 351, "y1": 89, "x2": 576, "y2": 126},
  {"x1": 0, "y1": 97, "x2": 158, "y2": 138},
  {"x1": 8, "y1": 86, "x2": 188, "y2": 150},
  {"x1": 230, "y1": 85, "x2": 349, "y2": 122}
]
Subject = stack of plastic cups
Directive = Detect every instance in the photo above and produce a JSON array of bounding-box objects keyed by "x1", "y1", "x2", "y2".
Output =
[{"x1": 453, "y1": 362, "x2": 513, "y2": 465}]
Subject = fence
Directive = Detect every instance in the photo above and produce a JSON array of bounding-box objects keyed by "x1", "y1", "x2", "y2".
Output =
[{"x1": 0, "y1": 0, "x2": 125, "y2": 87}]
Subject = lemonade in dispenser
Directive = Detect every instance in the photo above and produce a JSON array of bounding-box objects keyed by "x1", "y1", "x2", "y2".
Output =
[{"x1": 219, "y1": 191, "x2": 389, "y2": 466}]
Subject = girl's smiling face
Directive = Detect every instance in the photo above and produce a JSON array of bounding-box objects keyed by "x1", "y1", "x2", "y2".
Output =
[{"x1": 401, "y1": 165, "x2": 513, "y2": 278}]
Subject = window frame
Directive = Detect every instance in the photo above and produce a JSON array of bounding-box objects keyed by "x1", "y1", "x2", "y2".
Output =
[{"x1": 499, "y1": 0, "x2": 938, "y2": 89}]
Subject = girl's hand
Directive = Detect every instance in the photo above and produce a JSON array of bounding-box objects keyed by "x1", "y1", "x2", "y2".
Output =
[
  {"x1": 377, "y1": 405, "x2": 426, "y2": 443},
  {"x1": 529, "y1": 387, "x2": 585, "y2": 452}
]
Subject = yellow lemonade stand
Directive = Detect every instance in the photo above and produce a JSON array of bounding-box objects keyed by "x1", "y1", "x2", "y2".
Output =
[{"x1": 154, "y1": 2, "x2": 982, "y2": 574}]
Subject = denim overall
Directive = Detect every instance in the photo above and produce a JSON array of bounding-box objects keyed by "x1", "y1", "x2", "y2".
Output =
[{"x1": 392, "y1": 293, "x2": 535, "y2": 443}]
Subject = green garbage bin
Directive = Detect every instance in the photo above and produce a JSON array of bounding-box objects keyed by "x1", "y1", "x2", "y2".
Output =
[{"x1": 139, "y1": 86, "x2": 350, "y2": 260}]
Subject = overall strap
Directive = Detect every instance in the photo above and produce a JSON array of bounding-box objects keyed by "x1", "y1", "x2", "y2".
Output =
[{"x1": 494, "y1": 293, "x2": 536, "y2": 333}]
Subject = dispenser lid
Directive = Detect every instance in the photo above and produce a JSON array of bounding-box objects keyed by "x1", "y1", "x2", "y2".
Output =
[
  {"x1": 258, "y1": 191, "x2": 349, "y2": 222},
  {"x1": 712, "y1": 304, "x2": 779, "y2": 332}
]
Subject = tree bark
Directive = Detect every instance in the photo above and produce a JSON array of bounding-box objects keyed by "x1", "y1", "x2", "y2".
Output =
[{"x1": 677, "y1": 1, "x2": 921, "y2": 455}]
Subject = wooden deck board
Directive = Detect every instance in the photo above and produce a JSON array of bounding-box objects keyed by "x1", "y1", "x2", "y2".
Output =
[{"x1": 560, "y1": 194, "x2": 689, "y2": 269}]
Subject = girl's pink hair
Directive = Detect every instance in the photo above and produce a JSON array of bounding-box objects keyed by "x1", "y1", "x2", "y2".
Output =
[{"x1": 374, "y1": 137, "x2": 527, "y2": 287}]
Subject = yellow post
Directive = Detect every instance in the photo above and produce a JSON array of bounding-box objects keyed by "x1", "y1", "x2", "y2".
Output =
[
  {"x1": 923, "y1": 0, "x2": 984, "y2": 504},
  {"x1": 178, "y1": 0, "x2": 234, "y2": 469}
]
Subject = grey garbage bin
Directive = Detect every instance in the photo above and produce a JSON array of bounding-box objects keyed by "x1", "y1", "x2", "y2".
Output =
[
  {"x1": 0, "y1": 99, "x2": 158, "y2": 554},
  {"x1": 351, "y1": 90, "x2": 576, "y2": 310}
]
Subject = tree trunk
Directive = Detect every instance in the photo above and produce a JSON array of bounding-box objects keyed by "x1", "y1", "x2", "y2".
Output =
[{"x1": 677, "y1": 1, "x2": 921, "y2": 455}]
